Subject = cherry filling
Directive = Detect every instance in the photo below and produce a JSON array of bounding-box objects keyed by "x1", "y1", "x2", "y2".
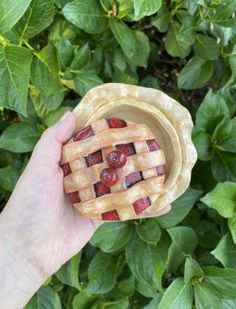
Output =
[
  {"x1": 125, "y1": 172, "x2": 143, "y2": 188},
  {"x1": 102, "y1": 210, "x2": 119, "y2": 221},
  {"x1": 106, "y1": 118, "x2": 127, "y2": 128},
  {"x1": 133, "y1": 197, "x2": 151, "y2": 215},
  {"x1": 107, "y1": 150, "x2": 127, "y2": 169},
  {"x1": 100, "y1": 168, "x2": 119, "y2": 187},
  {"x1": 85, "y1": 150, "x2": 103, "y2": 167},
  {"x1": 74, "y1": 125, "x2": 94, "y2": 141},
  {"x1": 61, "y1": 163, "x2": 71, "y2": 176},
  {"x1": 68, "y1": 192, "x2": 81, "y2": 203},
  {"x1": 147, "y1": 139, "x2": 160, "y2": 151},
  {"x1": 157, "y1": 165, "x2": 165, "y2": 176},
  {"x1": 116, "y1": 143, "x2": 136, "y2": 157},
  {"x1": 94, "y1": 182, "x2": 111, "y2": 197}
]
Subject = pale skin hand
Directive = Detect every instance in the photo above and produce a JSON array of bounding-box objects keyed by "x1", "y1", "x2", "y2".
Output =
[
  {"x1": 0, "y1": 112, "x2": 101, "y2": 309},
  {"x1": 0, "y1": 111, "x2": 171, "y2": 309}
]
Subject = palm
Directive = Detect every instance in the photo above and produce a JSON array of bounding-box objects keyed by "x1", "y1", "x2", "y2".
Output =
[{"x1": 3, "y1": 113, "x2": 101, "y2": 278}]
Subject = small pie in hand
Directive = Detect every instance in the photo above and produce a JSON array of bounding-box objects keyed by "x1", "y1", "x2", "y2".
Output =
[{"x1": 60, "y1": 117, "x2": 166, "y2": 221}]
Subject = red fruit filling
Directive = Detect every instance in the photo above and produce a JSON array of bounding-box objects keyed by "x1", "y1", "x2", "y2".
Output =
[
  {"x1": 102, "y1": 210, "x2": 120, "y2": 221},
  {"x1": 61, "y1": 163, "x2": 71, "y2": 176},
  {"x1": 85, "y1": 150, "x2": 103, "y2": 167},
  {"x1": 94, "y1": 182, "x2": 111, "y2": 197},
  {"x1": 157, "y1": 165, "x2": 165, "y2": 176},
  {"x1": 133, "y1": 197, "x2": 151, "y2": 215},
  {"x1": 68, "y1": 192, "x2": 80, "y2": 203},
  {"x1": 125, "y1": 172, "x2": 143, "y2": 188},
  {"x1": 106, "y1": 118, "x2": 127, "y2": 128},
  {"x1": 107, "y1": 150, "x2": 127, "y2": 169},
  {"x1": 100, "y1": 168, "x2": 119, "y2": 187},
  {"x1": 74, "y1": 125, "x2": 94, "y2": 141},
  {"x1": 116, "y1": 143, "x2": 136, "y2": 157},
  {"x1": 147, "y1": 139, "x2": 160, "y2": 151}
]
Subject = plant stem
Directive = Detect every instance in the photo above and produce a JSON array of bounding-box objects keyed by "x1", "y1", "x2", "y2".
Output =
[{"x1": 100, "y1": 0, "x2": 109, "y2": 13}]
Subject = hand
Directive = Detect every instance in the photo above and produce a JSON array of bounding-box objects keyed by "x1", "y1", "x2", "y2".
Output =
[{"x1": 0, "y1": 112, "x2": 101, "y2": 308}]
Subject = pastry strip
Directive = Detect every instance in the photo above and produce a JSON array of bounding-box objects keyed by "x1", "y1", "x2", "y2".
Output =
[
  {"x1": 74, "y1": 176, "x2": 165, "y2": 217},
  {"x1": 61, "y1": 124, "x2": 155, "y2": 164},
  {"x1": 64, "y1": 150, "x2": 165, "y2": 192}
]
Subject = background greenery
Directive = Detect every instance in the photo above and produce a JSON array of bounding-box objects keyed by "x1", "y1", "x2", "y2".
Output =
[{"x1": 1, "y1": 0, "x2": 236, "y2": 308}]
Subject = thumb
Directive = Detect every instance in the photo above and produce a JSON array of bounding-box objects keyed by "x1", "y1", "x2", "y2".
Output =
[{"x1": 31, "y1": 112, "x2": 76, "y2": 166}]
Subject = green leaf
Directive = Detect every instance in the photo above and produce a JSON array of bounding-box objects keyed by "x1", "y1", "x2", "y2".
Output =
[
  {"x1": 152, "y1": 3, "x2": 170, "y2": 33},
  {"x1": 209, "y1": 0, "x2": 236, "y2": 27},
  {"x1": 0, "y1": 45, "x2": 32, "y2": 116},
  {"x1": 212, "y1": 151, "x2": 236, "y2": 182},
  {"x1": 203, "y1": 266, "x2": 236, "y2": 298},
  {"x1": 192, "y1": 129, "x2": 213, "y2": 161},
  {"x1": 136, "y1": 218, "x2": 161, "y2": 244},
  {"x1": 15, "y1": 0, "x2": 55, "y2": 40},
  {"x1": 201, "y1": 182, "x2": 236, "y2": 218},
  {"x1": 178, "y1": 56, "x2": 214, "y2": 89},
  {"x1": 135, "y1": 279, "x2": 157, "y2": 298},
  {"x1": 165, "y1": 22, "x2": 191, "y2": 58},
  {"x1": 193, "y1": 34, "x2": 220, "y2": 60},
  {"x1": 70, "y1": 43, "x2": 91, "y2": 70},
  {"x1": 90, "y1": 222, "x2": 133, "y2": 253},
  {"x1": 212, "y1": 234, "x2": 236, "y2": 268},
  {"x1": 214, "y1": 118, "x2": 236, "y2": 153},
  {"x1": 72, "y1": 291, "x2": 99, "y2": 309},
  {"x1": 158, "y1": 278, "x2": 193, "y2": 309},
  {"x1": 74, "y1": 71, "x2": 103, "y2": 97},
  {"x1": 184, "y1": 258, "x2": 204, "y2": 284},
  {"x1": 228, "y1": 213, "x2": 236, "y2": 244},
  {"x1": 0, "y1": 0, "x2": 32, "y2": 34},
  {"x1": 63, "y1": 0, "x2": 107, "y2": 33},
  {"x1": 133, "y1": 0, "x2": 162, "y2": 21},
  {"x1": 222, "y1": 299, "x2": 236, "y2": 309},
  {"x1": 109, "y1": 276, "x2": 135, "y2": 300},
  {"x1": 143, "y1": 294, "x2": 163, "y2": 309},
  {"x1": 0, "y1": 166, "x2": 20, "y2": 191},
  {"x1": 55, "y1": 252, "x2": 81, "y2": 289},
  {"x1": 167, "y1": 226, "x2": 198, "y2": 272},
  {"x1": 92, "y1": 298, "x2": 129, "y2": 309},
  {"x1": 195, "y1": 89, "x2": 230, "y2": 134},
  {"x1": 25, "y1": 286, "x2": 61, "y2": 309},
  {"x1": 126, "y1": 233, "x2": 169, "y2": 291},
  {"x1": 109, "y1": 19, "x2": 136, "y2": 59},
  {"x1": 31, "y1": 44, "x2": 63, "y2": 96},
  {"x1": 0, "y1": 122, "x2": 40, "y2": 153},
  {"x1": 157, "y1": 188, "x2": 202, "y2": 229},
  {"x1": 57, "y1": 38, "x2": 74, "y2": 70},
  {"x1": 176, "y1": 12, "x2": 195, "y2": 45},
  {"x1": 86, "y1": 251, "x2": 118, "y2": 294},
  {"x1": 128, "y1": 30, "x2": 150, "y2": 68},
  {"x1": 194, "y1": 282, "x2": 222, "y2": 309}
]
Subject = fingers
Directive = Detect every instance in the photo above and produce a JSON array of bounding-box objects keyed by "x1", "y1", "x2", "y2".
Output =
[{"x1": 31, "y1": 112, "x2": 76, "y2": 167}]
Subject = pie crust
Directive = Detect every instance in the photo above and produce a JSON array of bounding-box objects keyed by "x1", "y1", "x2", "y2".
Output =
[{"x1": 61, "y1": 83, "x2": 197, "y2": 220}]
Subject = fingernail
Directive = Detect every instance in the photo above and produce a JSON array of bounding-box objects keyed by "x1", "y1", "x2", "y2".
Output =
[{"x1": 59, "y1": 111, "x2": 71, "y2": 122}]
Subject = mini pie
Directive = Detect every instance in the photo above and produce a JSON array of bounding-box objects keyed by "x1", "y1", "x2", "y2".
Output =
[
  {"x1": 60, "y1": 83, "x2": 197, "y2": 221},
  {"x1": 61, "y1": 118, "x2": 166, "y2": 221}
]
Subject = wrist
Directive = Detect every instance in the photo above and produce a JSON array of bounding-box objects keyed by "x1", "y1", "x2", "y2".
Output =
[{"x1": 0, "y1": 211, "x2": 45, "y2": 308}]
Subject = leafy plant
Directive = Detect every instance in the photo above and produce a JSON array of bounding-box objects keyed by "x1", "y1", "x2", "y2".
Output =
[{"x1": 1, "y1": 0, "x2": 236, "y2": 308}]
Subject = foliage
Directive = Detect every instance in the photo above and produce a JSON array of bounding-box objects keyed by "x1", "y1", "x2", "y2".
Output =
[{"x1": 1, "y1": 0, "x2": 236, "y2": 307}]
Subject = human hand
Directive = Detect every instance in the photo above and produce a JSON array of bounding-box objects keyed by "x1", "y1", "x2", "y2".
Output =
[{"x1": 0, "y1": 112, "x2": 101, "y2": 308}]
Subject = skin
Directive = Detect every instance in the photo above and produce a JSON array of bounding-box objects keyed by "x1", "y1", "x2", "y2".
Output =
[{"x1": 0, "y1": 112, "x2": 171, "y2": 308}]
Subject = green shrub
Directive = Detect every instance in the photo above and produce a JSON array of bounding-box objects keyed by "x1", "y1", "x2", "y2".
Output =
[{"x1": 1, "y1": 0, "x2": 236, "y2": 308}]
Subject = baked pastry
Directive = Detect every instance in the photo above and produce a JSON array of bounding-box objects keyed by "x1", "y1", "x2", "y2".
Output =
[
  {"x1": 61, "y1": 118, "x2": 166, "y2": 221},
  {"x1": 60, "y1": 83, "x2": 197, "y2": 221}
]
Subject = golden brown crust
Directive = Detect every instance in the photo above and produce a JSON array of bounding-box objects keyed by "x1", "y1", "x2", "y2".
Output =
[
  {"x1": 64, "y1": 150, "x2": 165, "y2": 192},
  {"x1": 74, "y1": 176, "x2": 165, "y2": 217},
  {"x1": 61, "y1": 123, "x2": 155, "y2": 164}
]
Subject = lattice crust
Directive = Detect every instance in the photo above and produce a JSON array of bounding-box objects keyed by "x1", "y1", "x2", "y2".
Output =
[{"x1": 61, "y1": 118, "x2": 166, "y2": 221}]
